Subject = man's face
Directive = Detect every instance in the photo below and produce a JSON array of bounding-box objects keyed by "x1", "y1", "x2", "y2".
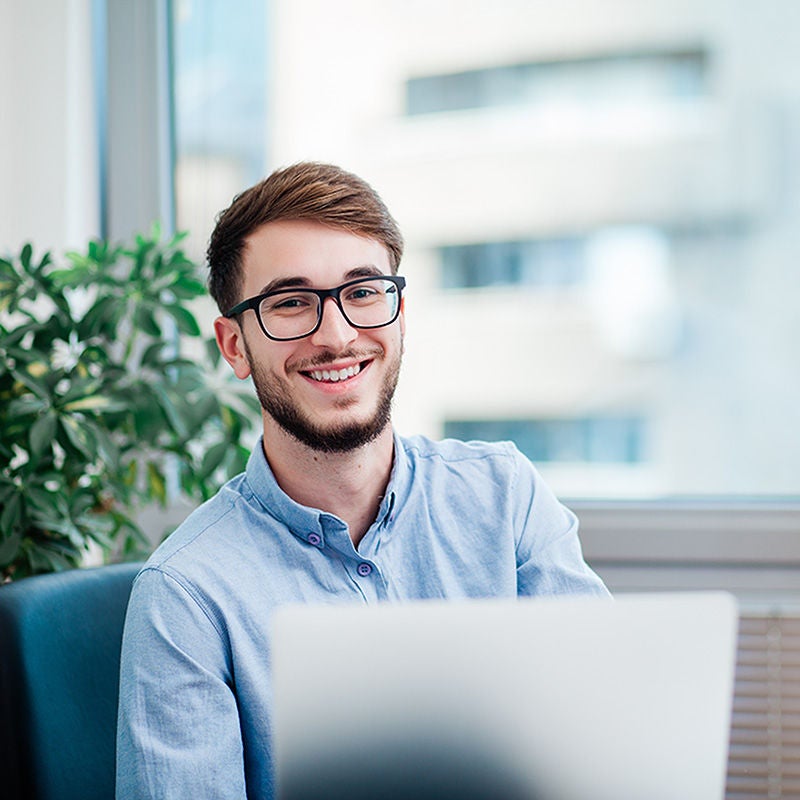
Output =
[{"x1": 218, "y1": 219, "x2": 404, "y2": 453}]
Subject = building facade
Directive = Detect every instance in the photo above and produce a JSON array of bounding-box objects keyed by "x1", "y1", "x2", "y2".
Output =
[{"x1": 175, "y1": 0, "x2": 800, "y2": 499}]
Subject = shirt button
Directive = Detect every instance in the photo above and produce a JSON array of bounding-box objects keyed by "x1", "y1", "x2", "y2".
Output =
[
  {"x1": 357, "y1": 562, "x2": 373, "y2": 577},
  {"x1": 307, "y1": 533, "x2": 322, "y2": 547}
]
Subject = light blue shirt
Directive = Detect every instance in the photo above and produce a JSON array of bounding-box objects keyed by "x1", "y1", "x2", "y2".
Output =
[{"x1": 116, "y1": 433, "x2": 608, "y2": 799}]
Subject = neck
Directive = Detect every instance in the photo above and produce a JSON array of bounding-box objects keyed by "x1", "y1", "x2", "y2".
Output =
[{"x1": 262, "y1": 419, "x2": 395, "y2": 548}]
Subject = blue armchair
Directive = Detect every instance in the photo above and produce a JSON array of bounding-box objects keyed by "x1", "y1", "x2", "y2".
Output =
[{"x1": 0, "y1": 562, "x2": 142, "y2": 800}]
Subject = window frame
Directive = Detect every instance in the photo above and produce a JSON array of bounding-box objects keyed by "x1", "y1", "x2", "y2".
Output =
[{"x1": 573, "y1": 500, "x2": 800, "y2": 607}]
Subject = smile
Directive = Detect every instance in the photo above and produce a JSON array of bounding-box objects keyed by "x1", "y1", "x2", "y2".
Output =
[{"x1": 307, "y1": 363, "x2": 363, "y2": 383}]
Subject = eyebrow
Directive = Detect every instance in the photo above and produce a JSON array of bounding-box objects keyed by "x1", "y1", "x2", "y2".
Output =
[{"x1": 257, "y1": 264, "x2": 384, "y2": 295}]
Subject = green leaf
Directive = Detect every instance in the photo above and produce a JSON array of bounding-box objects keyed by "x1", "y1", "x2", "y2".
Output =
[
  {"x1": 151, "y1": 252, "x2": 166, "y2": 277},
  {"x1": 0, "y1": 259, "x2": 22, "y2": 308},
  {"x1": 4, "y1": 319, "x2": 43, "y2": 348},
  {"x1": 11, "y1": 367, "x2": 51, "y2": 400},
  {"x1": 62, "y1": 394, "x2": 125, "y2": 413},
  {"x1": 26, "y1": 542, "x2": 79, "y2": 574},
  {"x1": 170, "y1": 277, "x2": 207, "y2": 299},
  {"x1": 134, "y1": 304, "x2": 162, "y2": 337},
  {"x1": 59, "y1": 416, "x2": 94, "y2": 459},
  {"x1": 146, "y1": 462, "x2": 167, "y2": 505},
  {"x1": 92, "y1": 424, "x2": 120, "y2": 472},
  {"x1": 141, "y1": 341, "x2": 165, "y2": 367},
  {"x1": 20, "y1": 243, "x2": 33, "y2": 270},
  {"x1": 85, "y1": 524, "x2": 115, "y2": 551},
  {"x1": 32, "y1": 250, "x2": 53, "y2": 276},
  {"x1": 150, "y1": 383, "x2": 188, "y2": 438},
  {"x1": 7, "y1": 395, "x2": 48, "y2": 417},
  {"x1": 204, "y1": 338, "x2": 222, "y2": 367},
  {"x1": 0, "y1": 481, "x2": 16, "y2": 506},
  {"x1": 58, "y1": 376, "x2": 103, "y2": 404},
  {"x1": 0, "y1": 492, "x2": 22, "y2": 535},
  {"x1": 0, "y1": 531, "x2": 22, "y2": 565},
  {"x1": 164, "y1": 303, "x2": 201, "y2": 336},
  {"x1": 168, "y1": 230, "x2": 189, "y2": 247},
  {"x1": 29, "y1": 412, "x2": 57, "y2": 456},
  {"x1": 79, "y1": 295, "x2": 119, "y2": 337},
  {"x1": 200, "y1": 440, "x2": 229, "y2": 481},
  {"x1": 25, "y1": 485, "x2": 61, "y2": 514},
  {"x1": 122, "y1": 459, "x2": 138, "y2": 488}
]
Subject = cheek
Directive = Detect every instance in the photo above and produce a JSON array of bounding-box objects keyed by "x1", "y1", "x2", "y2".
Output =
[
  {"x1": 390, "y1": 323, "x2": 405, "y2": 354},
  {"x1": 270, "y1": 343, "x2": 308, "y2": 375},
  {"x1": 241, "y1": 329, "x2": 286, "y2": 374}
]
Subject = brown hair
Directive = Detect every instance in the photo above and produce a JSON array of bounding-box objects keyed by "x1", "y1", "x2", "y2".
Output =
[{"x1": 207, "y1": 161, "x2": 404, "y2": 314}]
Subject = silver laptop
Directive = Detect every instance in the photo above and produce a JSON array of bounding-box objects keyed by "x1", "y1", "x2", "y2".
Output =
[{"x1": 271, "y1": 592, "x2": 738, "y2": 800}]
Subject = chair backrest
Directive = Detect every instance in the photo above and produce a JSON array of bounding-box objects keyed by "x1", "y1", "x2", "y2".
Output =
[{"x1": 0, "y1": 562, "x2": 142, "y2": 800}]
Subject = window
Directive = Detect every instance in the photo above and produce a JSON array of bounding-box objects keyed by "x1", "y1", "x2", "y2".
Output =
[
  {"x1": 444, "y1": 418, "x2": 645, "y2": 464},
  {"x1": 171, "y1": 0, "x2": 800, "y2": 507},
  {"x1": 441, "y1": 238, "x2": 586, "y2": 289},
  {"x1": 406, "y1": 49, "x2": 708, "y2": 115},
  {"x1": 172, "y1": 0, "x2": 268, "y2": 265}
]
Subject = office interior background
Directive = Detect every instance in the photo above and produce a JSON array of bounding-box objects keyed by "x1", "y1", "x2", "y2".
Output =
[
  {"x1": 2, "y1": 0, "x2": 799, "y2": 594},
  {"x1": 2, "y1": 2, "x2": 800, "y2": 794}
]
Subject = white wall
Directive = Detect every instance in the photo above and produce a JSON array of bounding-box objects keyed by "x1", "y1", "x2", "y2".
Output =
[{"x1": 0, "y1": 0, "x2": 99, "y2": 254}]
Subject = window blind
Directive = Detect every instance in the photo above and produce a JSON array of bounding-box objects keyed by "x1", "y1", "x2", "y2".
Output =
[{"x1": 727, "y1": 612, "x2": 800, "y2": 799}]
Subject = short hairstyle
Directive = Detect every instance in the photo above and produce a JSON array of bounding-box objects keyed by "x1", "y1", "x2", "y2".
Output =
[{"x1": 206, "y1": 162, "x2": 404, "y2": 314}]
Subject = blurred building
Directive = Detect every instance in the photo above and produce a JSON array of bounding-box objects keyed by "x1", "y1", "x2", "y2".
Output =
[{"x1": 175, "y1": 0, "x2": 800, "y2": 498}]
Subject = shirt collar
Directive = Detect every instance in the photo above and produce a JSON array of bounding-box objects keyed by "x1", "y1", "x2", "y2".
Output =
[
  {"x1": 243, "y1": 431, "x2": 411, "y2": 543},
  {"x1": 244, "y1": 440, "x2": 323, "y2": 543}
]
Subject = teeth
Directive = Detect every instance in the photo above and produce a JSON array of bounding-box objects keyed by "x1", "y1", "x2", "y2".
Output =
[{"x1": 309, "y1": 364, "x2": 361, "y2": 383}]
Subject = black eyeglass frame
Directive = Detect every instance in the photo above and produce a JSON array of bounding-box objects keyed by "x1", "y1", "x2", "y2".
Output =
[{"x1": 223, "y1": 275, "x2": 407, "y2": 342}]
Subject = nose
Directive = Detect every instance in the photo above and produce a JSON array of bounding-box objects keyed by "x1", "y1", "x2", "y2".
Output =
[{"x1": 308, "y1": 297, "x2": 358, "y2": 349}]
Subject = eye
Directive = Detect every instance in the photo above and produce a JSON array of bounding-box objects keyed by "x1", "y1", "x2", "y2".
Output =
[
  {"x1": 264, "y1": 293, "x2": 315, "y2": 314},
  {"x1": 344, "y1": 283, "x2": 382, "y2": 303}
]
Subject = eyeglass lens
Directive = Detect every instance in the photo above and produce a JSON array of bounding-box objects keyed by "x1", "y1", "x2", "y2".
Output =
[{"x1": 258, "y1": 277, "x2": 401, "y2": 340}]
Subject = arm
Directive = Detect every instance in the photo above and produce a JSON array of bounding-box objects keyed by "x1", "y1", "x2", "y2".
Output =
[
  {"x1": 510, "y1": 450, "x2": 610, "y2": 598},
  {"x1": 116, "y1": 567, "x2": 247, "y2": 799}
]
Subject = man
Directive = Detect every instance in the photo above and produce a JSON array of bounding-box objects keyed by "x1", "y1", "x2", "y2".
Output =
[{"x1": 116, "y1": 162, "x2": 609, "y2": 799}]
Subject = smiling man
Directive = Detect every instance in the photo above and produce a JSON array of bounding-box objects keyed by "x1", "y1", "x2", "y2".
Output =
[{"x1": 116, "y1": 162, "x2": 609, "y2": 799}]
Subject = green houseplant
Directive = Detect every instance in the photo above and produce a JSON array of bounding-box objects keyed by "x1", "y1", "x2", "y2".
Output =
[{"x1": 0, "y1": 227, "x2": 259, "y2": 581}]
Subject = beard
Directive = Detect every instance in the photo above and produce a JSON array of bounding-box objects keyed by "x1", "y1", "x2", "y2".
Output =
[{"x1": 243, "y1": 340, "x2": 402, "y2": 454}]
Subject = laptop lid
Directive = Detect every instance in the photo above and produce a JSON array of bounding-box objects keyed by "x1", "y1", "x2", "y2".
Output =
[{"x1": 271, "y1": 592, "x2": 738, "y2": 800}]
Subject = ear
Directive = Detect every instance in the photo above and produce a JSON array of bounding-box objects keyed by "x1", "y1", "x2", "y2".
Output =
[
  {"x1": 214, "y1": 316, "x2": 252, "y2": 380},
  {"x1": 399, "y1": 297, "x2": 406, "y2": 338}
]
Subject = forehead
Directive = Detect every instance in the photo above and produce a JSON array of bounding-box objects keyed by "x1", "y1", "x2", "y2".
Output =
[{"x1": 241, "y1": 219, "x2": 391, "y2": 292}]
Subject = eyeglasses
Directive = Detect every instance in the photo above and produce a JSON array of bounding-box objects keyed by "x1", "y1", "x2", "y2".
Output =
[{"x1": 224, "y1": 275, "x2": 406, "y2": 341}]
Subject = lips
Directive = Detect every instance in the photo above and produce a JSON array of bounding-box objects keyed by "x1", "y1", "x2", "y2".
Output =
[{"x1": 295, "y1": 349, "x2": 382, "y2": 385}]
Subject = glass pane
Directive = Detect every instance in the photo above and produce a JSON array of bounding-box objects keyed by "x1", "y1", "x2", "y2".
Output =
[
  {"x1": 173, "y1": 0, "x2": 800, "y2": 500},
  {"x1": 173, "y1": 0, "x2": 268, "y2": 265}
]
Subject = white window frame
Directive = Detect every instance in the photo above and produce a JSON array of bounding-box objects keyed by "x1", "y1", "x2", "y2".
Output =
[
  {"x1": 574, "y1": 500, "x2": 800, "y2": 608},
  {"x1": 100, "y1": 0, "x2": 174, "y2": 241}
]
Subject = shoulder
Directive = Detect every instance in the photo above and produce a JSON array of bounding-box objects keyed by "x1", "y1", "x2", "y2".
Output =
[
  {"x1": 130, "y1": 472, "x2": 263, "y2": 625},
  {"x1": 399, "y1": 433, "x2": 519, "y2": 464},
  {"x1": 395, "y1": 434, "x2": 552, "y2": 501},
  {"x1": 142, "y1": 471, "x2": 252, "y2": 573},
  {"x1": 398, "y1": 434, "x2": 528, "y2": 483}
]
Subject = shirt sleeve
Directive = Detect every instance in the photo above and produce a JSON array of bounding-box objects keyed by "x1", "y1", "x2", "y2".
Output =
[
  {"x1": 509, "y1": 448, "x2": 611, "y2": 598},
  {"x1": 116, "y1": 566, "x2": 248, "y2": 799}
]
